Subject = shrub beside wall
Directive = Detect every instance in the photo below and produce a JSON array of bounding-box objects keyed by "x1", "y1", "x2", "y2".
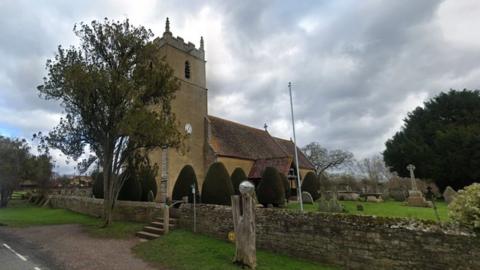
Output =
[
  {"x1": 172, "y1": 165, "x2": 199, "y2": 203},
  {"x1": 201, "y1": 162, "x2": 234, "y2": 205},
  {"x1": 92, "y1": 171, "x2": 104, "y2": 199},
  {"x1": 449, "y1": 183, "x2": 480, "y2": 230},
  {"x1": 118, "y1": 171, "x2": 143, "y2": 201},
  {"x1": 257, "y1": 167, "x2": 285, "y2": 207},
  {"x1": 138, "y1": 164, "x2": 158, "y2": 202},
  {"x1": 302, "y1": 172, "x2": 320, "y2": 201},
  {"x1": 279, "y1": 173, "x2": 290, "y2": 201},
  {"x1": 231, "y1": 167, "x2": 247, "y2": 195}
]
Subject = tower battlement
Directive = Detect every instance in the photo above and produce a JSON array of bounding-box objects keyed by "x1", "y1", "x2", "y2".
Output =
[{"x1": 154, "y1": 18, "x2": 205, "y2": 61}]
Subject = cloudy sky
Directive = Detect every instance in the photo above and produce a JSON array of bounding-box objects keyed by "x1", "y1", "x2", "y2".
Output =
[{"x1": 1, "y1": 0, "x2": 480, "y2": 174}]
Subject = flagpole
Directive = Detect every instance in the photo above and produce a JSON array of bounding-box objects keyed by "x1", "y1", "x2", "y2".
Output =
[{"x1": 289, "y1": 82, "x2": 304, "y2": 212}]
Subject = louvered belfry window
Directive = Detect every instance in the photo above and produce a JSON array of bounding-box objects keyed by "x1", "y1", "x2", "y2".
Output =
[{"x1": 185, "y1": 61, "x2": 191, "y2": 79}]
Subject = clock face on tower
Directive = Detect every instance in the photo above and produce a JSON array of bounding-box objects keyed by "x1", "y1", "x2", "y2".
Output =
[{"x1": 185, "y1": 123, "x2": 192, "y2": 135}]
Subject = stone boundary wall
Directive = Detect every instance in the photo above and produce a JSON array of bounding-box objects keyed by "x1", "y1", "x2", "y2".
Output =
[
  {"x1": 175, "y1": 204, "x2": 480, "y2": 270},
  {"x1": 51, "y1": 188, "x2": 92, "y2": 197},
  {"x1": 48, "y1": 195, "x2": 163, "y2": 222}
]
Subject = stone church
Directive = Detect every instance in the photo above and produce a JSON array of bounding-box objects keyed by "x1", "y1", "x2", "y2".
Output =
[{"x1": 150, "y1": 19, "x2": 314, "y2": 200}]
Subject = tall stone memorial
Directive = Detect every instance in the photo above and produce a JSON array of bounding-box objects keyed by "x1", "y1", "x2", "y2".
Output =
[{"x1": 406, "y1": 164, "x2": 431, "y2": 207}]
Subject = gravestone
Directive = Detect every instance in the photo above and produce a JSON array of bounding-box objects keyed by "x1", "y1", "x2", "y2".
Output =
[
  {"x1": 406, "y1": 164, "x2": 431, "y2": 207},
  {"x1": 443, "y1": 186, "x2": 458, "y2": 204},
  {"x1": 338, "y1": 191, "x2": 360, "y2": 201},
  {"x1": 301, "y1": 191, "x2": 314, "y2": 204},
  {"x1": 318, "y1": 196, "x2": 344, "y2": 213},
  {"x1": 366, "y1": 195, "x2": 383, "y2": 203}
]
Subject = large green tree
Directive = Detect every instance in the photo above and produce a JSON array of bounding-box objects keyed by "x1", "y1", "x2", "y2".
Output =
[
  {"x1": 0, "y1": 136, "x2": 29, "y2": 207},
  {"x1": 384, "y1": 89, "x2": 480, "y2": 191},
  {"x1": 27, "y1": 154, "x2": 54, "y2": 195},
  {"x1": 37, "y1": 19, "x2": 182, "y2": 226}
]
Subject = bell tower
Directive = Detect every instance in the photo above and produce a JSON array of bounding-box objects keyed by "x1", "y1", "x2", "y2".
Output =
[{"x1": 151, "y1": 18, "x2": 208, "y2": 199}]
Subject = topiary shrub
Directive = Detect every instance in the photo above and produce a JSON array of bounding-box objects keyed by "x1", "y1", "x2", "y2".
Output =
[
  {"x1": 279, "y1": 173, "x2": 290, "y2": 202},
  {"x1": 118, "y1": 170, "x2": 143, "y2": 201},
  {"x1": 201, "y1": 162, "x2": 234, "y2": 205},
  {"x1": 92, "y1": 171, "x2": 104, "y2": 199},
  {"x1": 257, "y1": 167, "x2": 285, "y2": 207},
  {"x1": 301, "y1": 172, "x2": 320, "y2": 201},
  {"x1": 173, "y1": 165, "x2": 199, "y2": 203},
  {"x1": 138, "y1": 163, "x2": 158, "y2": 202},
  {"x1": 449, "y1": 183, "x2": 480, "y2": 230},
  {"x1": 231, "y1": 167, "x2": 247, "y2": 195}
]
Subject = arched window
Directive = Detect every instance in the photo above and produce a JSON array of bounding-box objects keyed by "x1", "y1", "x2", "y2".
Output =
[{"x1": 184, "y1": 61, "x2": 191, "y2": 79}]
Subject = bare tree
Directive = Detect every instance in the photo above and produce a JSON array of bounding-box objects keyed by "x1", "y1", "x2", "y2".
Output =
[
  {"x1": 302, "y1": 142, "x2": 354, "y2": 175},
  {"x1": 354, "y1": 155, "x2": 392, "y2": 192}
]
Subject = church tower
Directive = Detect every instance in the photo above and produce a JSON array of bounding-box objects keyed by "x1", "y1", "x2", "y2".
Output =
[{"x1": 150, "y1": 18, "x2": 207, "y2": 200}]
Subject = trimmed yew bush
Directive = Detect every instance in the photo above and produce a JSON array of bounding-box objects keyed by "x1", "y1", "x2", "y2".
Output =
[
  {"x1": 231, "y1": 167, "x2": 247, "y2": 195},
  {"x1": 279, "y1": 173, "x2": 291, "y2": 201},
  {"x1": 257, "y1": 167, "x2": 285, "y2": 207},
  {"x1": 201, "y1": 162, "x2": 234, "y2": 205},
  {"x1": 118, "y1": 170, "x2": 143, "y2": 201},
  {"x1": 301, "y1": 172, "x2": 320, "y2": 201},
  {"x1": 92, "y1": 171, "x2": 104, "y2": 199},
  {"x1": 173, "y1": 165, "x2": 199, "y2": 203},
  {"x1": 138, "y1": 163, "x2": 158, "y2": 202}
]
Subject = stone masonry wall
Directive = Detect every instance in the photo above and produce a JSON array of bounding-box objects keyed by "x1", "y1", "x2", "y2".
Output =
[
  {"x1": 48, "y1": 195, "x2": 163, "y2": 222},
  {"x1": 175, "y1": 204, "x2": 480, "y2": 270}
]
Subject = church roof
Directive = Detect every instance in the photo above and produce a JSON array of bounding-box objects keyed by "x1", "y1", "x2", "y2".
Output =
[
  {"x1": 248, "y1": 157, "x2": 293, "y2": 179},
  {"x1": 207, "y1": 115, "x2": 315, "y2": 170},
  {"x1": 273, "y1": 137, "x2": 316, "y2": 171}
]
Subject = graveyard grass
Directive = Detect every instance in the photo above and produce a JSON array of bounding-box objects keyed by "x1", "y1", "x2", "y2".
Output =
[
  {"x1": 134, "y1": 229, "x2": 337, "y2": 270},
  {"x1": 288, "y1": 200, "x2": 449, "y2": 221},
  {"x1": 0, "y1": 200, "x2": 144, "y2": 238}
]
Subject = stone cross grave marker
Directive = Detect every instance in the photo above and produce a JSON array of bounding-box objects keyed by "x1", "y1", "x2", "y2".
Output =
[
  {"x1": 407, "y1": 164, "x2": 418, "y2": 191},
  {"x1": 405, "y1": 164, "x2": 430, "y2": 207}
]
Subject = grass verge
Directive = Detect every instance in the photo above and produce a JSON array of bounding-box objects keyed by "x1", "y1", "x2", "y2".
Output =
[
  {"x1": 287, "y1": 200, "x2": 449, "y2": 221},
  {"x1": 0, "y1": 200, "x2": 144, "y2": 238},
  {"x1": 134, "y1": 229, "x2": 336, "y2": 270}
]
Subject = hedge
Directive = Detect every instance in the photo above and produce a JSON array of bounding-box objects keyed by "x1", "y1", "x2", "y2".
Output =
[
  {"x1": 301, "y1": 171, "x2": 320, "y2": 201},
  {"x1": 201, "y1": 162, "x2": 234, "y2": 205},
  {"x1": 257, "y1": 167, "x2": 285, "y2": 207},
  {"x1": 231, "y1": 167, "x2": 247, "y2": 195},
  {"x1": 172, "y1": 165, "x2": 199, "y2": 203}
]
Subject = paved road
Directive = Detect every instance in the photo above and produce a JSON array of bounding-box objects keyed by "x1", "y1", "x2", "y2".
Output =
[
  {"x1": 0, "y1": 229, "x2": 58, "y2": 270},
  {"x1": 0, "y1": 243, "x2": 45, "y2": 270},
  {"x1": 0, "y1": 224, "x2": 153, "y2": 270}
]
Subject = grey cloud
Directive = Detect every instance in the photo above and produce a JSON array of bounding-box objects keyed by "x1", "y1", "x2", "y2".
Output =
[{"x1": 1, "y1": 0, "x2": 480, "y2": 174}]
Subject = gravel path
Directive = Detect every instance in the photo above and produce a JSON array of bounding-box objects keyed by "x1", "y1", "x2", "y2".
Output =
[{"x1": 0, "y1": 224, "x2": 159, "y2": 270}]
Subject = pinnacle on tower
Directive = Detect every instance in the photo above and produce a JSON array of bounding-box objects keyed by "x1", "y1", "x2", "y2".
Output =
[
  {"x1": 200, "y1": 36, "x2": 204, "y2": 51},
  {"x1": 165, "y1": 17, "x2": 171, "y2": 33}
]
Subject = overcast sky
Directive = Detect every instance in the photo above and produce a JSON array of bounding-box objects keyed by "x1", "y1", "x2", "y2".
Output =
[{"x1": 1, "y1": 0, "x2": 480, "y2": 174}]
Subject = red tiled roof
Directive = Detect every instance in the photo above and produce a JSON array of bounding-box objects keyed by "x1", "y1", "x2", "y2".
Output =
[
  {"x1": 208, "y1": 116, "x2": 288, "y2": 160},
  {"x1": 207, "y1": 115, "x2": 315, "y2": 170},
  {"x1": 274, "y1": 138, "x2": 315, "y2": 170},
  {"x1": 248, "y1": 157, "x2": 293, "y2": 179}
]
